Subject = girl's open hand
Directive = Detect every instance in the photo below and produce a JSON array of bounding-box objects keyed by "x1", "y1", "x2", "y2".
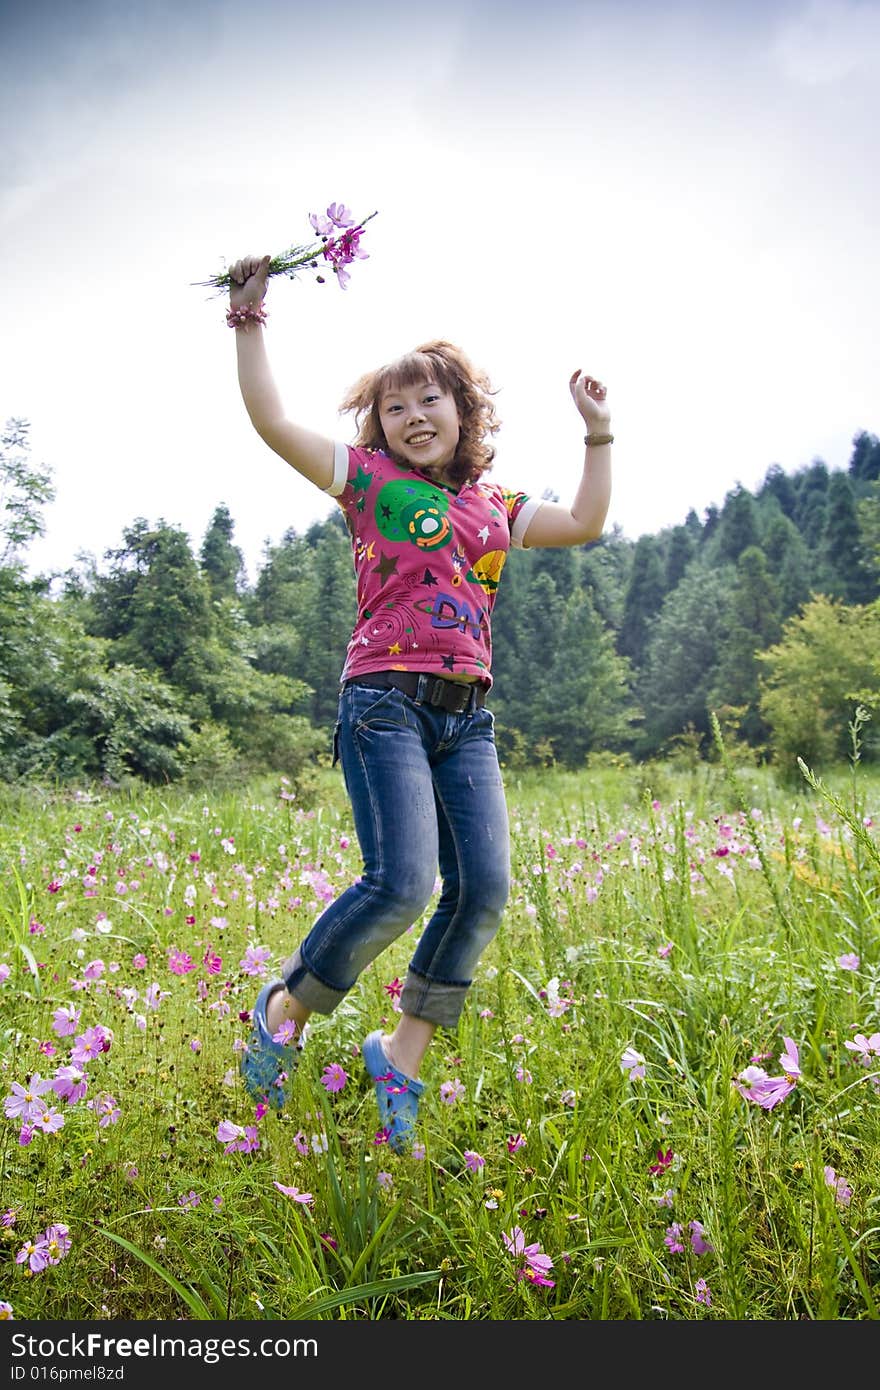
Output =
[
  {"x1": 228, "y1": 254, "x2": 271, "y2": 310},
  {"x1": 569, "y1": 370, "x2": 611, "y2": 428}
]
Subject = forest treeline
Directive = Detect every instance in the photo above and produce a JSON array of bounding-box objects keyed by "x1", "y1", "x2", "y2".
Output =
[{"x1": 3, "y1": 416, "x2": 880, "y2": 787}]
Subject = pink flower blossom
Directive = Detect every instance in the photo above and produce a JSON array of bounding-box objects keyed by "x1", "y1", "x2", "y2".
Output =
[
  {"x1": 16, "y1": 1238, "x2": 50, "y2": 1273},
  {"x1": 33, "y1": 1107, "x2": 66, "y2": 1134},
  {"x1": 507, "y1": 1133, "x2": 526, "y2": 1154},
  {"x1": 649, "y1": 1148, "x2": 674, "y2": 1175},
  {"x1": 321, "y1": 1062, "x2": 348, "y2": 1093},
  {"x1": 43, "y1": 1224, "x2": 71, "y2": 1264},
  {"x1": 502, "y1": 1227, "x2": 555, "y2": 1287},
  {"x1": 664, "y1": 1222, "x2": 685, "y2": 1253},
  {"x1": 824, "y1": 1166, "x2": 853, "y2": 1207},
  {"x1": 836, "y1": 952, "x2": 860, "y2": 972},
  {"x1": 843, "y1": 1032, "x2": 880, "y2": 1065},
  {"x1": 203, "y1": 947, "x2": 223, "y2": 975},
  {"x1": 52, "y1": 1065, "x2": 88, "y2": 1104},
  {"x1": 168, "y1": 949, "x2": 195, "y2": 975},
  {"x1": 657, "y1": 942, "x2": 674, "y2": 959},
  {"x1": 689, "y1": 1220, "x2": 714, "y2": 1255},
  {"x1": 735, "y1": 1037, "x2": 801, "y2": 1110},
  {"x1": 440, "y1": 1078, "x2": 465, "y2": 1105},
  {"x1": 272, "y1": 1019, "x2": 298, "y2": 1045},
  {"x1": 273, "y1": 1182, "x2": 314, "y2": 1204},
  {"x1": 52, "y1": 1005, "x2": 81, "y2": 1037},
  {"x1": 132, "y1": 953, "x2": 148, "y2": 970},
  {"x1": 384, "y1": 977, "x2": 403, "y2": 1001},
  {"x1": 88, "y1": 1093, "x2": 120, "y2": 1127},
  {"x1": 463, "y1": 1150, "x2": 485, "y2": 1172},
  {"x1": 695, "y1": 1277, "x2": 712, "y2": 1306},
  {"x1": 143, "y1": 983, "x2": 170, "y2": 1011},
  {"x1": 239, "y1": 945, "x2": 271, "y2": 977},
  {"x1": 70, "y1": 1025, "x2": 113, "y2": 1063},
  {"x1": 620, "y1": 1046, "x2": 646, "y2": 1081},
  {"x1": 4, "y1": 1075, "x2": 54, "y2": 1123}
]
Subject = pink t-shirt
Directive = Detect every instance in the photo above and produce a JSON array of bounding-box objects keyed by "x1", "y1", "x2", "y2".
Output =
[{"x1": 325, "y1": 444, "x2": 542, "y2": 688}]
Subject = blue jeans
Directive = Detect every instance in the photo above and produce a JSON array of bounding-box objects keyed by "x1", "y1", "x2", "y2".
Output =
[{"x1": 281, "y1": 678, "x2": 510, "y2": 1028}]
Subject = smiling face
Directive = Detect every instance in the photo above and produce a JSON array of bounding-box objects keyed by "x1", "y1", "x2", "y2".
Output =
[{"x1": 378, "y1": 378, "x2": 461, "y2": 476}]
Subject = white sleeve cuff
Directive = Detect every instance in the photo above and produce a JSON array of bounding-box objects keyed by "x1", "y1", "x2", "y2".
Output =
[
  {"x1": 510, "y1": 496, "x2": 544, "y2": 548},
  {"x1": 324, "y1": 441, "x2": 350, "y2": 497}
]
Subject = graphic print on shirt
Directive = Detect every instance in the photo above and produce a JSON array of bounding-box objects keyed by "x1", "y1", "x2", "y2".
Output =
[{"x1": 333, "y1": 447, "x2": 532, "y2": 684}]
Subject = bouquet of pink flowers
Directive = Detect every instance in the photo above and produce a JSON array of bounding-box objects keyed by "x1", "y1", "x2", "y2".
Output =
[{"x1": 195, "y1": 201, "x2": 378, "y2": 294}]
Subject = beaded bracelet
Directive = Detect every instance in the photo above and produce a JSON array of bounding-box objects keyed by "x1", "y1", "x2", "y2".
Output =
[
  {"x1": 226, "y1": 303, "x2": 268, "y2": 330},
  {"x1": 584, "y1": 432, "x2": 614, "y2": 446}
]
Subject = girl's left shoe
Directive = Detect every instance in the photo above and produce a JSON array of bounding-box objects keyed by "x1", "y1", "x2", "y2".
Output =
[
  {"x1": 240, "y1": 979, "x2": 303, "y2": 1109},
  {"x1": 362, "y1": 1030, "x2": 425, "y2": 1153}
]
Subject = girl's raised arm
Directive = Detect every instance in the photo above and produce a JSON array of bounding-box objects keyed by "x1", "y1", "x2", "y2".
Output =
[
  {"x1": 519, "y1": 369, "x2": 612, "y2": 548},
  {"x1": 229, "y1": 254, "x2": 335, "y2": 491}
]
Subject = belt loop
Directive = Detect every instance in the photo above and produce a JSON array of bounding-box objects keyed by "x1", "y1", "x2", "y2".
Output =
[{"x1": 414, "y1": 673, "x2": 427, "y2": 706}]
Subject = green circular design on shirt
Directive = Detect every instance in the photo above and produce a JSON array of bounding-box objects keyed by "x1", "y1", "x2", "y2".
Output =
[{"x1": 374, "y1": 478, "x2": 452, "y2": 547}]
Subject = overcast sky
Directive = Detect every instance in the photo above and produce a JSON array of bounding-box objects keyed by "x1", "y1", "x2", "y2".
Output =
[{"x1": 3, "y1": 0, "x2": 878, "y2": 586}]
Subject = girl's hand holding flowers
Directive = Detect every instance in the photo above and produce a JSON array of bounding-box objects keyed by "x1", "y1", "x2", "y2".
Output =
[{"x1": 195, "y1": 201, "x2": 378, "y2": 303}]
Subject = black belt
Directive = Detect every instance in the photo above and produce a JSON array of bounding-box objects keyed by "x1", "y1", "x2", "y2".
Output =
[{"x1": 345, "y1": 670, "x2": 488, "y2": 714}]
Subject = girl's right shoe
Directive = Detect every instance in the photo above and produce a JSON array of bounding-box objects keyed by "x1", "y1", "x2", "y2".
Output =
[
  {"x1": 362, "y1": 1030, "x2": 425, "y2": 1153},
  {"x1": 240, "y1": 979, "x2": 303, "y2": 1109}
]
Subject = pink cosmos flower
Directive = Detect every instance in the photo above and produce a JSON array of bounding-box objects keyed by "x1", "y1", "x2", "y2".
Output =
[
  {"x1": 695, "y1": 1277, "x2": 712, "y2": 1307},
  {"x1": 203, "y1": 947, "x2": 223, "y2": 975},
  {"x1": 824, "y1": 1166, "x2": 853, "y2": 1207},
  {"x1": 132, "y1": 953, "x2": 148, "y2": 970},
  {"x1": 16, "y1": 1238, "x2": 50, "y2": 1273},
  {"x1": 326, "y1": 202, "x2": 355, "y2": 227},
  {"x1": 836, "y1": 953, "x2": 860, "y2": 971},
  {"x1": 239, "y1": 945, "x2": 271, "y2": 977},
  {"x1": 32, "y1": 1107, "x2": 65, "y2": 1135},
  {"x1": 0, "y1": 1300, "x2": 13, "y2": 1318},
  {"x1": 0, "y1": 964, "x2": 10, "y2": 984},
  {"x1": 143, "y1": 983, "x2": 170, "y2": 1011},
  {"x1": 463, "y1": 1150, "x2": 485, "y2": 1172},
  {"x1": 88, "y1": 1094, "x2": 120, "y2": 1127},
  {"x1": 658, "y1": 942, "x2": 674, "y2": 959},
  {"x1": 321, "y1": 1063, "x2": 348, "y2": 1093},
  {"x1": 293, "y1": 1130, "x2": 310, "y2": 1157},
  {"x1": 52, "y1": 1065, "x2": 88, "y2": 1104},
  {"x1": 43, "y1": 1224, "x2": 71, "y2": 1264},
  {"x1": 664, "y1": 1222, "x2": 685, "y2": 1253},
  {"x1": 273, "y1": 1182, "x2": 314, "y2": 1204},
  {"x1": 440, "y1": 1078, "x2": 465, "y2": 1105},
  {"x1": 689, "y1": 1220, "x2": 714, "y2": 1255},
  {"x1": 735, "y1": 1037, "x2": 801, "y2": 1110},
  {"x1": 217, "y1": 1119, "x2": 245, "y2": 1153},
  {"x1": 411, "y1": 1141, "x2": 427, "y2": 1160},
  {"x1": 649, "y1": 1148, "x2": 674, "y2": 1175},
  {"x1": 70, "y1": 1025, "x2": 112, "y2": 1063},
  {"x1": 384, "y1": 977, "x2": 403, "y2": 1001},
  {"x1": 272, "y1": 1019, "x2": 299, "y2": 1045},
  {"x1": 502, "y1": 1227, "x2": 555, "y2": 1288},
  {"x1": 168, "y1": 949, "x2": 195, "y2": 975},
  {"x1": 507, "y1": 1133, "x2": 527, "y2": 1154},
  {"x1": 377, "y1": 1171, "x2": 394, "y2": 1190},
  {"x1": 843, "y1": 1032, "x2": 880, "y2": 1066},
  {"x1": 83, "y1": 959, "x2": 105, "y2": 981},
  {"x1": 51, "y1": 1005, "x2": 81, "y2": 1038},
  {"x1": 620, "y1": 1046, "x2": 646, "y2": 1081},
  {"x1": 5, "y1": 1076, "x2": 54, "y2": 1123}
]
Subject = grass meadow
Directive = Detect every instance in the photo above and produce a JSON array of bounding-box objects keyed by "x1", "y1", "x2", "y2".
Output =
[{"x1": 1, "y1": 747, "x2": 879, "y2": 1323}]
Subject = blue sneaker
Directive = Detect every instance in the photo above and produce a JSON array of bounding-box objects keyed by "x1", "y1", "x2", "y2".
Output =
[
  {"x1": 362, "y1": 1030, "x2": 425, "y2": 1153},
  {"x1": 240, "y1": 979, "x2": 303, "y2": 1109}
]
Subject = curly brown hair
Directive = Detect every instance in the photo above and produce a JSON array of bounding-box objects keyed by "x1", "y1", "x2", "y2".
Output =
[{"x1": 338, "y1": 339, "x2": 501, "y2": 489}]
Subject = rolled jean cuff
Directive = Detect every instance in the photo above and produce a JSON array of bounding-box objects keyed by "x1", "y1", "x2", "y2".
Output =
[
  {"x1": 399, "y1": 967, "x2": 469, "y2": 1029},
  {"x1": 281, "y1": 948, "x2": 347, "y2": 1015}
]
